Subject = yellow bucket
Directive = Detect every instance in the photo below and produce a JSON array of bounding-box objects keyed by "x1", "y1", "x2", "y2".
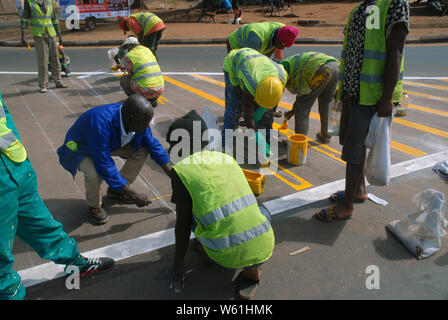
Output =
[
  {"x1": 242, "y1": 169, "x2": 266, "y2": 196},
  {"x1": 287, "y1": 134, "x2": 308, "y2": 166}
]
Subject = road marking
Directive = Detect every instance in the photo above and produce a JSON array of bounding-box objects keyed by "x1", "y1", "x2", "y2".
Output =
[
  {"x1": 409, "y1": 103, "x2": 448, "y2": 117},
  {"x1": 394, "y1": 117, "x2": 448, "y2": 139},
  {"x1": 191, "y1": 74, "x2": 429, "y2": 158},
  {"x1": 18, "y1": 149, "x2": 448, "y2": 288},
  {"x1": 406, "y1": 90, "x2": 448, "y2": 103},
  {"x1": 404, "y1": 80, "x2": 448, "y2": 91}
]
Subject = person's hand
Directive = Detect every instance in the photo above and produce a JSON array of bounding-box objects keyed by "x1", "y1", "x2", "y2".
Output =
[
  {"x1": 377, "y1": 96, "x2": 393, "y2": 117},
  {"x1": 122, "y1": 185, "x2": 151, "y2": 207},
  {"x1": 58, "y1": 36, "x2": 64, "y2": 46},
  {"x1": 169, "y1": 264, "x2": 186, "y2": 293}
]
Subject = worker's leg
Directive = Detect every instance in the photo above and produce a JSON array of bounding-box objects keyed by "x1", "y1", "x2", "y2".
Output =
[
  {"x1": 0, "y1": 162, "x2": 24, "y2": 300},
  {"x1": 120, "y1": 75, "x2": 134, "y2": 96},
  {"x1": 15, "y1": 160, "x2": 79, "y2": 265},
  {"x1": 293, "y1": 94, "x2": 317, "y2": 136},
  {"x1": 34, "y1": 35, "x2": 49, "y2": 89},
  {"x1": 222, "y1": 71, "x2": 242, "y2": 148},
  {"x1": 129, "y1": 79, "x2": 164, "y2": 108},
  {"x1": 78, "y1": 156, "x2": 103, "y2": 208},
  {"x1": 315, "y1": 61, "x2": 339, "y2": 139},
  {"x1": 111, "y1": 144, "x2": 149, "y2": 186},
  {"x1": 48, "y1": 35, "x2": 63, "y2": 85}
]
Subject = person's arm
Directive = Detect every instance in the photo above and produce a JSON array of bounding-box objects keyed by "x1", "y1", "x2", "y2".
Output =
[
  {"x1": 377, "y1": 22, "x2": 408, "y2": 117},
  {"x1": 142, "y1": 127, "x2": 171, "y2": 173},
  {"x1": 21, "y1": 1, "x2": 31, "y2": 44},
  {"x1": 51, "y1": 1, "x2": 63, "y2": 44},
  {"x1": 170, "y1": 170, "x2": 193, "y2": 292}
]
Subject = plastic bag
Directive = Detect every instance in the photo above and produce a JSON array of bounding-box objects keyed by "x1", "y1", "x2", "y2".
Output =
[
  {"x1": 107, "y1": 48, "x2": 119, "y2": 68},
  {"x1": 328, "y1": 100, "x2": 342, "y2": 136},
  {"x1": 365, "y1": 113, "x2": 392, "y2": 186},
  {"x1": 432, "y1": 160, "x2": 448, "y2": 183},
  {"x1": 386, "y1": 189, "x2": 447, "y2": 259}
]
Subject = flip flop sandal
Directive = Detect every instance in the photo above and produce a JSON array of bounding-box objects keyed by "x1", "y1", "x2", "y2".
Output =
[
  {"x1": 330, "y1": 190, "x2": 366, "y2": 204},
  {"x1": 238, "y1": 274, "x2": 259, "y2": 300},
  {"x1": 314, "y1": 206, "x2": 352, "y2": 222}
]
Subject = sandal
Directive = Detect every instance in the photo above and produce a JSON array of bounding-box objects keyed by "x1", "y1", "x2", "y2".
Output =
[
  {"x1": 314, "y1": 206, "x2": 352, "y2": 222},
  {"x1": 330, "y1": 190, "x2": 366, "y2": 204}
]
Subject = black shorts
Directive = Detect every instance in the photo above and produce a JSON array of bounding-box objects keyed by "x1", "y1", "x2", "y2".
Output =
[{"x1": 340, "y1": 103, "x2": 377, "y2": 165}]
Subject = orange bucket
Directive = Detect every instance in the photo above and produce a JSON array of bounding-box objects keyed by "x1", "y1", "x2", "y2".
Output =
[
  {"x1": 287, "y1": 134, "x2": 308, "y2": 166},
  {"x1": 242, "y1": 169, "x2": 266, "y2": 196}
]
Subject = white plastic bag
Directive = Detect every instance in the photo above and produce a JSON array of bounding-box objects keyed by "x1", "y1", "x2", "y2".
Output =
[
  {"x1": 107, "y1": 48, "x2": 119, "y2": 68},
  {"x1": 328, "y1": 100, "x2": 342, "y2": 136},
  {"x1": 386, "y1": 189, "x2": 447, "y2": 259},
  {"x1": 365, "y1": 113, "x2": 392, "y2": 186}
]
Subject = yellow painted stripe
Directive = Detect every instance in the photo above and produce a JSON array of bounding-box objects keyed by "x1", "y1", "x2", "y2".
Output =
[
  {"x1": 394, "y1": 117, "x2": 448, "y2": 139},
  {"x1": 166, "y1": 75, "x2": 313, "y2": 190},
  {"x1": 157, "y1": 96, "x2": 168, "y2": 105},
  {"x1": 409, "y1": 103, "x2": 448, "y2": 117},
  {"x1": 191, "y1": 74, "x2": 225, "y2": 87},
  {"x1": 406, "y1": 90, "x2": 448, "y2": 103},
  {"x1": 189, "y1": 74, "x2": 428, "y2": 158},
  {"x1": 390, "y1": 140, "x2": 427, "y2": 157},
  {"x1": 404, "y1": 80, "x2": 448, "y2": 91},
  {"x1": 268, "y1": 162, "x2": 313, "y2": 191}
]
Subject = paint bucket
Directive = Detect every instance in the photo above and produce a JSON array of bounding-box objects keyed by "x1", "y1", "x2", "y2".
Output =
[
  {"x1": 287, "y1": 134, "x2": 308, "y2": 166},
  {"x1": 242, "y1": 169, "x2": 266, "y2": 196}
]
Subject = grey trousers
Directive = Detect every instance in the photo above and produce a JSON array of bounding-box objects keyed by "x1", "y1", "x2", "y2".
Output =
[
  {"x1": 78, "y1": 144, "x2": 149, "y2": 208},
  {"x1": 34, "y1": 33, "x2": 62, "y2": 88},
  {"x1": 293, "y1": 61, "x2": 339, "y2": 136}
]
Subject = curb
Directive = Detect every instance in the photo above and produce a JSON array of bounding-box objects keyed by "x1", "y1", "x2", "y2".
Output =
[{"x1": 1, "y1": 35, "x2": 448, "y2": 47}]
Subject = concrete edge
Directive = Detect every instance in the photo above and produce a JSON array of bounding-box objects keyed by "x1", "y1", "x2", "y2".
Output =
[{"x1": 1, "y1": 35, "x2": 448, "y2": 47}]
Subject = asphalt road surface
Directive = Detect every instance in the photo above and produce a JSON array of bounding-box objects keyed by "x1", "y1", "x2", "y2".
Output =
[{"x1": 1, "y1": 44, "x2": 447, "y2": 303}]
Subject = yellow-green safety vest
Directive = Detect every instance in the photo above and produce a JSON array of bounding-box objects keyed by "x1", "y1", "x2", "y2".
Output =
[
  {"x1": 228, "y1": 22, "x2": 285, "y2": 56},
  {"x1": 337, "y1": 0, "x2": 404, "y2": 105},
  {"x1": 130, "y1": 12, "x2": 163, "y2": 36},
  {"x1": 173, "y1": 151, "x2": 275, "y2": 269},
  {"x1": 223, "y1": 48, "x2": 287, "y2": 97},
  {"x1": 281, "y1": 52, "x2": 338, "y2": 96},
  {"x1": 0, "y1": 98, "x2": 27, "y2": 163},
  {"x1": 126, "y1": 45, "x2": 164, "y2": 88},
  {"x1": 28, "y1": 0, "x2": 56, "y2": 37}
]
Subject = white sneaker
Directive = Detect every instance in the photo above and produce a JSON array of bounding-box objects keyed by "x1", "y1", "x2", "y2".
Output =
[{"x1": 40, "y1": 87, "x2": 48, "y2": 93}]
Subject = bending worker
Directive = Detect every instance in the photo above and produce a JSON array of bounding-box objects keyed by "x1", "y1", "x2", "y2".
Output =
[
  {"x1": 115, "y1": 36, "x2": 164, "y2": 109},
  {"x1": 117, "y1": 12, "x2": 166, "y2": 59},
  {"x1": 226, "y1": 22, "x2": 298, "y2": 61},
  {"x1": 167, "y1": 115, "x2": 275, "y2": 300},
  {"x1": 279, "y1": 52, "x2": 339, "y2": 144},
  {"x1": 21, "y1": 0, "x2": 67, "y2": 93},
  {"x1": 57, "y1": 94, "x2": 171, "y2": 225},
  {"x1": 222, "y1": 47, "x2": 288, "y2": 157},
  {"x1": 0, "y1": 92, "x2": 114, "y2": 300}
]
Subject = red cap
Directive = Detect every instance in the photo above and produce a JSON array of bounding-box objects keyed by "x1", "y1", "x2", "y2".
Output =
[
  {"x1": 277, "y1": 26, "x2": 299, "y2": 47},
  {"x1": 117, "y1": 16, "x2": 127, "y2": 35}
]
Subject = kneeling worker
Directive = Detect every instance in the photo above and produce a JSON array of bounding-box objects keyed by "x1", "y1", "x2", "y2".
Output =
[
  {"x1": 115, "y1": 36, "x2": 164, "y2": 108},
  {"x1": 167, "y1": 114, "x2": 275, "y2": 300},
  {"x1": 57, "y1": 94, "x2": 171, "y2": 224},
  {"x1": 279, "y1": 52, "x2": 339, "y2": 143}
]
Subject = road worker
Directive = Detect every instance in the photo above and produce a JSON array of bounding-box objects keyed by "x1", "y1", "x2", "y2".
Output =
[
  {"x1": 226, "y1": 22, "x2": 298, "y2": 61},
  {"x1": 117, "y1": 12, "x2": 166, "y2": 59},
  {"x1": 167, "y1": 115, "x2": 275, "y2": 300},
  {"x1": 114, "y1": 36, "x2": 164, "y2": 108},
  {"x1": 279, "y1": 52, "x2": 339, "y2": 143}
]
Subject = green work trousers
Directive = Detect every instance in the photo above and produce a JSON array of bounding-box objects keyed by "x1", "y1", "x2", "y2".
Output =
[
  {"x1": 0, "y1": 154, "x2": 79, "y2": 300},
  {"x1": 34, "y1": 32, "x2": 62, "y2": 89}
]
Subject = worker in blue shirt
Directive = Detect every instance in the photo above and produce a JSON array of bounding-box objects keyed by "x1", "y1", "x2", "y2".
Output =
[{"x1": 57, "y1": 94, "x2": 171, "y2": 224}]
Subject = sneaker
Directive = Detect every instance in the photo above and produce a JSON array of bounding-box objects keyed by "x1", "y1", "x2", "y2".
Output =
[
  {"x1": 55, "y1": 82, "x2": 68, "y2": 88},
  {"x1": 89, "y1": 206, "x2": 109, "y2": 224},
  {"x1": 40, "y1": 86, "x2": 48, "y2": 93},
  {"x1": 65, "y1": 254, "x2": 115, "y2": 277}
]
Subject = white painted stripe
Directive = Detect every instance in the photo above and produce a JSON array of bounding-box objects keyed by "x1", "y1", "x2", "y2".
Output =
[
  {"x1": 0, "y1": 71, "x2": 444, "y2": 79},
  {"x1": 263, "y1": 149, "x2": 448, "y2": 215},
  {"x1": 17, "y1": 150, "x2": 448, "y2": 288}
]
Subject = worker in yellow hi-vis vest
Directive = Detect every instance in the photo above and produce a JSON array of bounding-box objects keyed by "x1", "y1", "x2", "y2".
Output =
[
  {"x1": 21, "y1": 0, "x2": 67, "y2": 93},
  {"x1": 118, "y1": 12, "x2": 166, "y2": 59},
  {"x1": 114, "y1": 36, "x2": 165, "y2": 108}
]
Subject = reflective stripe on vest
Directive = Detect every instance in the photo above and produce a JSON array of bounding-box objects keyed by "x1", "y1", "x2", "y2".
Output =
[
  {"x1": 337, "y1": 0, "x2": 404, "y2": 104},
  {"x1": 126, "y1": 45, "x2": 164, "y2": 88},
  {"x1": 173, "y1": 151, "x2": 274, "y2": 269},
  {"x1": 226, "y1": 48, "x2": 286, "y2": 96},
  {"x1": 131, "y1": 12, "x2": 162, "y2": 36},
  {"x1": 0, "y1": 100, "x2": 27, "y2": 162},
  {"x1": 29, "y1": 0, "x2": 56, "y2": 37}
]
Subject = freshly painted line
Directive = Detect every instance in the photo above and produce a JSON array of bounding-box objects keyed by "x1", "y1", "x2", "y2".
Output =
[
  {"x1": 18, "y1": 149, "x2": 448, "y2": 288},
  {"x1": 409, "y1": 103, "x2": 448, "y2": 117},
  {"x1": 263, "y1": 149, "x2": 448, "y2": 215},
  {"x1": 406, "y1": 90, "x2": 448, "y2": 103},
  {"x1": 404, "y1": 80, "x2": 448, "y2": 91}
]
